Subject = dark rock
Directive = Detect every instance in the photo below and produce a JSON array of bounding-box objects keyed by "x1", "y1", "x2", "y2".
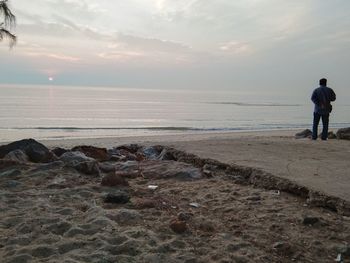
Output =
[
  {"x1": 71, "y1": 145, "x2": 109, "y2": 161},
  {"x1": 58, "y1": 241, "x2": 86, "y2": 254},
  {"x1": 139, "y1": 160, "x2": 202, "y2": 180},
  {"x1": 4, "y1": 150, "x2": 29, "y2": 162},
  {"x1": 101, "y1": 173, "x2": 129, "y2": 187},
  {"x1": 170, "y1": 219, "x2": 187, "y2": 233},
  {"x1": 99, "y1": 162, "x2": 116, "y2": 173},
  {"x1": 336, "y1": 127, "x2": 350, "y2": 140},
  {"x1": 52, "y1": 147, "x2": 68, "y2": 157},
  {"x1": 295, "y1": 129, "x2": 312, "y2": 139},
  {"x1": 177, "y1": 212, "x2": 193, "y2": 221},
  {"x1": 59, "y1": 151, "x2": 100, "y2": 175},
  {"x1": 302, "y1": 216, "x2": 320, "y2": 225},
  {"x1": 74, "y1": 161, "x2": 100, "y2": 176},
  {"x1": 157, "y1": 148, "x2": 176, "y2": 161},
  {"x1": 116, "y1": 144, "x2": 140, "y2": 153},
  {"x1": 272, "y1": 241, "x2": 294, "y2": 256},
  {"x1": 31, "y1": 161, "x2": 64, "y2": 172},
  {"x1": 0, "y1": 139, "x2": 54, "y2": 163},
  {"x1": 103, "y1": 191, "x2": 130, "y2": 204}
]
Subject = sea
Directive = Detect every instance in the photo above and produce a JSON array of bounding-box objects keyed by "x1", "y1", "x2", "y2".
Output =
[{"x1": 0, "y1": 84, "x2": 349, "y2": 142}]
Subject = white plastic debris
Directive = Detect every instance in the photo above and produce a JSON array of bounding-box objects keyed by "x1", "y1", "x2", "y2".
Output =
[
  {"x1": 148, "y1": 185, "x2": 158, "y2": 190},
  {"x1": 271, "y1": 190, "x2": 280, "y2": 196},
  {"x1": 335, "y1": 253, "x2": 343, "y2": 263},
  {"x1": 189, "y1": 202, "x2": 200, "y2": 208}
]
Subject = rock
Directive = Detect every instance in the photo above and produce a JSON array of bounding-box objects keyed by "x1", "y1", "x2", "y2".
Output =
[
  {"x1": 0, "y1": 139, "x2": 54, "y2": 163},
  {"x1": 328, "y1": 131, "x2": 337, "y2": 139},
  {"x1": 99, "y1": 162, "x2": 116, "y2": 173},
  {"x1": 141, "y1": 146, "x2": 162, "y2": 160},
  {"x1": 295, "y1": 129, "x2": 312, "y2": 139},
  {"x1": 0, "y1": 159, "x2": 20, "y2": 169},
  {"x1": 4, "y1": 150, "x2": 29, "y2": 163},
  {"x1": 302, "y1": 216, "x2": 320, "y2": 225},
  {"x1": 71, "y1": 145, "x2": 109, "y2": 161},
  {"x1": 58, "y1": 241, "x2": 86, "y2": 254},
  {"x1": 170, "y1": 219, "x2": 187, "y2": 233},
  {"x1": 59, "y1": 151, "x2": 100, "y2": 175},
  {"x1": 117, "y1": 144, "x2": 140, "y2": 153},
  {"x1": 336, "y1": 127, "x2": 350, "y2": 140},
  {"x1": 103, "y1": 191, "x2": 130, "y2": 204},
  {"x1": 5, "y1": 180, "x2": 20, "y2": 188},
  {"x1": 101, "y1": 174, "x2": 129, "y2": 187},
  {"x1": 177, "y1": 212, "x2": 193, "y2": 221},
  {"x1": 138, "y1": 160, "x2": 202, "y2": 180},
  {"x1": 157, "y1": 148, "x2": 176, "y2": 161},
  {"x1": 52, "y1": 147, "x2": 68, "y2": 157},
  {"x1": 45, "y1": 221, "x2": 72, "y2": 235},
  {"x1": 31, "y1": 161, "x2": 64, "y2": 172},
  {"x1": 272, "y1": 241, "x2": 294, "y2": 256}
]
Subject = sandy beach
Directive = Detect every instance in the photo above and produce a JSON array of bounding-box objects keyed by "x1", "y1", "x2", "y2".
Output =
[{"x1": 1, "y1": 130, "x2": 350, "y2": 262}]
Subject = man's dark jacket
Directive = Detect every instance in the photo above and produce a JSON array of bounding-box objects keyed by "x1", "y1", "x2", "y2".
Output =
[{"x1": 311, "y1": 86, "x2": 336, "y2": 114}]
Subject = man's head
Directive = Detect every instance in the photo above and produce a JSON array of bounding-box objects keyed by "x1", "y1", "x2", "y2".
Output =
[{"x1": 319, "y1": 78, "x2": 327, "y2": 86}]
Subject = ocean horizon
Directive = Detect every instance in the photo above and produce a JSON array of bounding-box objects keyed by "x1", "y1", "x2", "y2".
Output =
[{"x1": 1, "y1": 84, "x2": 349, "y2": 142}]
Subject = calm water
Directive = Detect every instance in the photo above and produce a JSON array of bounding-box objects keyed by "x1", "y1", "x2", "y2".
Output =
[{"x1": 0, "y1": 84, "x2": 349, "y2": 142}]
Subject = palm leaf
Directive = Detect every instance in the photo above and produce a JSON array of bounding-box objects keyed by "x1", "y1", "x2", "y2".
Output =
[
  {"x1": 0, "y1": 0, "x2": 16, "y2": 28},
  {"x1": 0, "y1": 27, "x2": 16, "y2": 47}
]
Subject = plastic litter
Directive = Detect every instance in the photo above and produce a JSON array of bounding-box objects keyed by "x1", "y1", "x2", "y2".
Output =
[
  {"x1": 148, "y1": 185, "x2": 158, "y2": 190},
  {"x1": 189, "y1": 202, "x2": 200, "y2": 208},
  {"x1": 335, "y1": 253, "x2": 343, "y2": 263}
]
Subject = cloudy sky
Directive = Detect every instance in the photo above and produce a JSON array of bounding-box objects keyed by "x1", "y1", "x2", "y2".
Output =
[{"x1": 0, "y1": 0, "x2": 349, "y2": 94}]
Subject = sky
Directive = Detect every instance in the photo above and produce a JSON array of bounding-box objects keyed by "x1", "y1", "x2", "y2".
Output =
[{"x1": 0, "y1": 0, "x2": 350, "y2": 95}]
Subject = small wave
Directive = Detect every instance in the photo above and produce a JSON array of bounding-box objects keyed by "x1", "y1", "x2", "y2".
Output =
[{"x1": 205, "y1": 102, "x2": 302, "y2": 107}]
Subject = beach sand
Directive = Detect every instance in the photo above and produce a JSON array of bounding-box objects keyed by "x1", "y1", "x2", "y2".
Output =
[{"x1": 1, "y1": 130, "x2": 350, "y2": 262}]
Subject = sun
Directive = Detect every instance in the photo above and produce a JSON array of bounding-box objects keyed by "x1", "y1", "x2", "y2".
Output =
[{"x1": 48, "y1": 77, "x2": 54, "y2": 81}]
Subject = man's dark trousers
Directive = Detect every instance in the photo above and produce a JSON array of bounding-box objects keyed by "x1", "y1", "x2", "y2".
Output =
[{"x1": 312, "y1": 112, "x2": 329, "y2": 140}]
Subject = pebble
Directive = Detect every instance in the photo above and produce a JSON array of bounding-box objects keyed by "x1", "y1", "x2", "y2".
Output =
[
  {"x1": 103, "y1": 191, "x2": 130, "y2": 204},
  {"x1": 302, "y1": 216, "x2": 320, "y2": 225},
  {"x1": 170, "y1": 219, "x2": 187, "y2": 233}
]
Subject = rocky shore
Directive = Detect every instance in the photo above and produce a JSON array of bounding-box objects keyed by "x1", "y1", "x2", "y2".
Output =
[{"x1": 0, "y1": 139, "x2": 349, "y2": 263}]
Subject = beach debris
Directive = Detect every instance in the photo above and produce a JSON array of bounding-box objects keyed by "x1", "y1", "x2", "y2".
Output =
[
  {"x1": 101, "y1": 174, "x2": 129, "y2": 187},
  {"x1": 270, "y1": 190, "x2": 280, "y2": 196},
  {"x1": 0, "y1": 138, "x2": 55, "y2": 163},
  {"x1": 189, "y1": 202, "x2": 200, "y2": 208},
  {"x1": 302, "y1": 216, "x2": 320, "y2": 225},
  {"x1": 295, "y1": 129, "x2": 312, "y2": 139},
  {"x1": 335, "y1": 253, "x2": 344, "y2": 263},
  {"x1": 336, "y1": 127, "x2": 350, "y2": 140},
  {"x1": 103, "y1": 191, "x2": 130, "y2": 204},
  {"x1": 148, "y1": 185, "x2": 158, "y2": 190},
  {"x1": 170, "y1": 219, "x2": 187, "y2": 233},
  {"x1": 71, "y1": 145, "x2": 109, "y2": 161}
]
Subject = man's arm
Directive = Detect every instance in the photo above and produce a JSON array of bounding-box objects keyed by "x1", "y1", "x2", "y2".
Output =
[
  {"x1": 311, "y1": 89, "x2": 319, "y2": 105},
  {"x1": 329, "y1": 88, "x2": 336, "y2": 102}
]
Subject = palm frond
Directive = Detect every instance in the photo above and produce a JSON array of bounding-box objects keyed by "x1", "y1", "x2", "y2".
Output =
[
  {"x1": 0, "y1": 0, "x2": 16, "y2": 28},
  {"x1": 0, "y1": 27, "x2": 16, "y2": 48}
]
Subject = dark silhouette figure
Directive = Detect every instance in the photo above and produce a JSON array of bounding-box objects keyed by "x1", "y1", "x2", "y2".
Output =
[{"x1": 311, "y1": 78, "x2": 336, "y2": 140}]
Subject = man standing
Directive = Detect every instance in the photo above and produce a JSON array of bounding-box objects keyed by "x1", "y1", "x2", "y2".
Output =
[{"x1": 311, "y1": 78, "x2": 336, "y2": 140}]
